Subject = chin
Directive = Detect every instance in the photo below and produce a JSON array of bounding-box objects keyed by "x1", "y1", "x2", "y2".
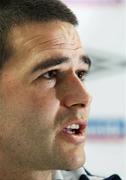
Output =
[
  {"x1": 68, "y1": 147, "x2": 86, "y2": 170},
  {"x1": 53, "y1": 139, "x2": 86, "y2": 171},
  {"x1": 55, "y1": 150, "x2": 86, "y2": 171},
  {"x1": 66, "y1": 155, "x2": 85, "y2": 170}
]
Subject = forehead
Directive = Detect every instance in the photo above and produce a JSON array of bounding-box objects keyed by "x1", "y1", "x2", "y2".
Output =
[
  {"x1": 10, "y1": 21, "x2": 82, "y2": 53},
  {"x1": 5, "y1": 21, "x2": 87, "y2": 74}
]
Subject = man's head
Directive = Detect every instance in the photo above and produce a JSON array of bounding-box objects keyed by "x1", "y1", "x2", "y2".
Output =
[{"x1": 0, "y1": 0, "x2": 91, "y2": 173}]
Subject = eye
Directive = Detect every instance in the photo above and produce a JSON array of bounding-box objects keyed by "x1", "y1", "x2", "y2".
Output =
[
  {"x1": 42, "y1": 70, "x2": 58, "y2": 80},
  {"x1": 76, "y1": 70, "x2": 87, "y2": 81}
]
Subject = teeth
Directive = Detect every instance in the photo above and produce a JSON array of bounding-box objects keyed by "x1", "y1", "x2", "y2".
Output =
[
  {"x1": 66, "y1": 129, "x2": 75, "y2": 134},
  {"x1": 67, "y1": 124, "x2": 80, "y2": 130}
]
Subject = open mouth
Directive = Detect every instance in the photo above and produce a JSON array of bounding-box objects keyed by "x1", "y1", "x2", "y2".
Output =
[
  {"x1": 63, "y1": 124, "x2": 83, "y2": 135},
  {"x1": 60, "y1": 122, "x2": 87, "y2": 144}
]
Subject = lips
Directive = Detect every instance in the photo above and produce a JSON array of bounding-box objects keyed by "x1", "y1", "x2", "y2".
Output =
[{"x1": 59, "y1": 120, "x2": 87, "y2": 144}]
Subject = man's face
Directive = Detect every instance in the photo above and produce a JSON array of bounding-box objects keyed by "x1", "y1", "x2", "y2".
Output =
[{"x1": 0, "y1": 21, "x2": 91, "y2": 171}]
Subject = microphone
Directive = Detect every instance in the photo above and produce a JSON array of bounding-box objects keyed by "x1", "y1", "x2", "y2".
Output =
[
  {"x1": 79, "y1": 174, "x2": 89, "y2": 180},
  {"x1": 104, "y1": 174, "x2": 122, "y2": 180}
]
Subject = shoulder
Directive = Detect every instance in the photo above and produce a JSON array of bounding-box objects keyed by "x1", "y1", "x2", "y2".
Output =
[{"x1": 54, "y1": 167, "x2": 122, "y2": 180}]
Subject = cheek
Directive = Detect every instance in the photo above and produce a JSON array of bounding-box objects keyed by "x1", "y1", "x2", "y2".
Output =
[
  {"x1": 27, "y1": 88, "x2": 60, "y2": 123},
  {"x1": 29, "y1": 87, "x2": 58, "y2": 109}
]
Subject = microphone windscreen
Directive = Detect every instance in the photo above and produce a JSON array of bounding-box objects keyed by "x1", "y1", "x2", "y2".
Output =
[
  {"x1": 104, "y1": 174, "x2": 122, "y2": 180},
  {"x1": 79, "y1": 174, "x2": 89, "y2": 180}
]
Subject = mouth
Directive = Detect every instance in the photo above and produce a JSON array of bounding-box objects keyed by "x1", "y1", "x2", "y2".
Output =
[{"x1": 59, "y1": 120, "x2": 87, "y2": 144}]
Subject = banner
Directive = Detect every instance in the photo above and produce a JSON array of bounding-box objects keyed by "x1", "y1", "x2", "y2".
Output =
[{"x1": 87, "y1": 118, "x2": 126, "y2": 141}]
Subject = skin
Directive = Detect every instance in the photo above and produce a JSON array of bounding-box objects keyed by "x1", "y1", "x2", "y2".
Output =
[{"x1": 0, "y1": 21, "x2": 92, "y2": 180}]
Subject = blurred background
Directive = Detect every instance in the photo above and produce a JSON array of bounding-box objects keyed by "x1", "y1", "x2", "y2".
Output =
[{"x1": 64, "y1": 0, "x2": 126, "y2": 179}]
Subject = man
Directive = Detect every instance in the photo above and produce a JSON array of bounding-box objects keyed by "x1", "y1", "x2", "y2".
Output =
[{"x1": 0, "y1": 0, "x2": 122, "y2": 179}]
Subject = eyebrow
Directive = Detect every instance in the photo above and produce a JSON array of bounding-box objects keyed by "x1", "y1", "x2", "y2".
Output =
[
  {"x1": 80, "y1": 55, "x2": 91, "y2": 67},
  {"x1": 31, "y1": 55, "x2": 91, "y2": 73}
]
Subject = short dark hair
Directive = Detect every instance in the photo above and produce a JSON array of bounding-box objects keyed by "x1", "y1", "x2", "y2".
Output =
[{"x1": 0, "y1": 0, "x2": 78, "y2": 70}]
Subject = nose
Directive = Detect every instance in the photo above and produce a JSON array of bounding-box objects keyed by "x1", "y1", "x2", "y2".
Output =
[{"x1": 60, "y1": 74, "x2": 92, "y2": 108}]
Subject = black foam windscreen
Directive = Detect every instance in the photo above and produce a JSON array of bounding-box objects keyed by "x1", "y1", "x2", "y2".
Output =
[
  {"x1": 79, "y1": 174, "x2": 89, "y2": 180},
  {"x1": 104, "y1": 174, "x2": 122, "y2": 180}
]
